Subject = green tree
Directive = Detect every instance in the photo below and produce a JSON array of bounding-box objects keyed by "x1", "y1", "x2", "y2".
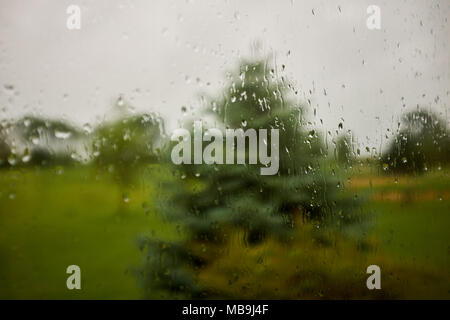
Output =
[
  {"x1": 382, "y1": 109, "x2": 450, "y2": 174},
  {"x1": 9, "y1": 116, "x2": 83, "y2": 167},
  {"x1": 92, "y1": 106, "x2": 165, "y2": 212},
  {"x1": 139, "y1": 58, "x2": 362, "y2": 298},
  {"x1": 0, "y1": 134, "x2": 11, "y2": 167},
  {"x1": 335, "y1": 132, "x2": 354, "y2": 166}
]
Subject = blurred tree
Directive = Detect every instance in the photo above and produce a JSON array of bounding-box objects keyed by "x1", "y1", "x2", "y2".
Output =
[
  {"x1": 382, "y1": 109, "x2": 450, "y2": 174},
  {"x1": 335, "y1": 132, "x2": 354, "y2": 166},
  {"x1": 0, "y1": 134, "x2": 11, "y2": 167},
  {"x1": 14, "y1": 116, "x2": 82, "y2": 141},
  {"x1": 92, "y1": 108, "x2": 165, "y2": 211},
  {"x1": 139, "y1": 58, "x2": 363, "y2": 298},
  {"x1": 5, "y1": 116, "x2": 83, "y2": 167}
]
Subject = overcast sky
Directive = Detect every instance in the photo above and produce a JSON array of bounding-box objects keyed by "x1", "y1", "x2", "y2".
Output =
[{"x1": 0, "y1": 0, "x2": 448, "y2": 152}]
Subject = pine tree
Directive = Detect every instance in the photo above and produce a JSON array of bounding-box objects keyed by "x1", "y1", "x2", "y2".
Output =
[{"x1": 139, "y1": 58, "x2": 362, "y2": 298}]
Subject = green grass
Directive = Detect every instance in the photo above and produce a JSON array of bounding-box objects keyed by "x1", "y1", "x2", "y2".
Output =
[
  {"x1": 370, "y1": 199, "x2": 450, "y2": 269},
  {"x1": 351, "y1": 168, "x2": 450, "y2": 269},
  {"x1": 0, "y1": 165, "x2": 179, "y2": 299},
  {"x1": 0, "y1": 164, "x2": 448, "y2": 299}
]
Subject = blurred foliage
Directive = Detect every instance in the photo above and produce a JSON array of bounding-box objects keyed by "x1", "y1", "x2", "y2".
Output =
[
  {"x1": 0, "y1": 135, "x2": 10, "y2": 167},
  {"x1": 13, "y1": 115, "x2": 83, "y2": 141},
  {"x1": 139, "y1": 58, "x2": 365, "y2": 298},
  {"x1": 4, "y1": 115, "x2": 85, "y2": 166},
  {"x1": 92, "y1": 111, "x2": 165, "y2": 186},
  {"x1": 195, "y1": 225, "x2": 448, "y2": 299},
  {"x1": 0, "y1": 115, "x2": 83, "y2": 167},
  {"x1": 335, "y1": 133, "x2": 355, "y2": 166},
  {"x1": 382, "y1": 109, "x2": 450, "y2": 174}
]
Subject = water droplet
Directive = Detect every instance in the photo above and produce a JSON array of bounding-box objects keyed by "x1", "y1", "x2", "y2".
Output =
[
  {"x1": 7, "y1": 154, "x2": 17, "y2": 166},
  {"x1": 21, "y1": 153, "x2": 31, "y2": 163},
  {"x1": 117, "y1": 96, "x2": 125, "y2": 107},
  {"x1": 83, "y1": 123, "x2": 93, "y2": 134},
  {"x1": 54, "y1": 130, "x2": 72, "y2": 140}
]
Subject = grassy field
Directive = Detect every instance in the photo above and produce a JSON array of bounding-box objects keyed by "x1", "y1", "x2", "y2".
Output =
[
  {"x1": 0, "y1": 164, "x2": 448, "y2": 299},
  {"x1": 349, "y1": 169, "x2": 450, "y2": 269},
  {"x1": 0, "y1": 165, "x2": 179, "y2": 299}
]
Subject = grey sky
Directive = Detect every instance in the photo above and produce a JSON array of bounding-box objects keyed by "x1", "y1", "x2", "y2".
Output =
[{"x1": 0, "y1": 0, "x2": 448, "y2": 153}]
